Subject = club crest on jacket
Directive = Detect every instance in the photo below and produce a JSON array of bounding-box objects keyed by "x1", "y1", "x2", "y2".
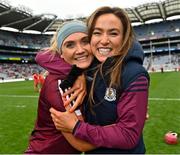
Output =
[{"x1": 104, "y1": 88, "x2": 116, "y2": 101}]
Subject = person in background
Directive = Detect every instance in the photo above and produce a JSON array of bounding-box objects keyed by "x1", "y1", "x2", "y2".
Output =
[
  {"x1": 32, "y1": 71, "x2": 47, "y2": 93},
  {"x1": 32, "y1": 72, "x2": 39, "y2": 92},
  {"x1": 38, "y1": 71, "x2": 47, "y2": 92},
  {"x1": 160, "y1": 66, "x2": 164, "y2": 73},
  {"x1": 50, "y1": 6, "x2": 150, "y2": 154},
  {"x1": 25, "y1": 20, "x2": 96, "y2": 154}
]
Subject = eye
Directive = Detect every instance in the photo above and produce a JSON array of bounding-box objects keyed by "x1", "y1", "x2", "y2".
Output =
[
  {"x1": 110, "y1": 31, "x2": 119, "y2": 36},
  {"x1": 111, "y1": 32, "x2": 118, "y2": 36},
  {"x1": 65, "y1": 42, "x2": 75, "y2": 48},
  {"x1": 92, "y1": 30, "x2": 101, "y2": 36},
  {"x1": 81, "y1": 37, "x2": 89, "y2": 45}
]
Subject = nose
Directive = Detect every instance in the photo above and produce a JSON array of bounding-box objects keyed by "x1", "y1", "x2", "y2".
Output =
[
  {"x1": 76, "y1": 43, "x2": 85, "y2": 54},
  {"x1": 100, "y1": 34, "x2": 110, "y2": 45}
]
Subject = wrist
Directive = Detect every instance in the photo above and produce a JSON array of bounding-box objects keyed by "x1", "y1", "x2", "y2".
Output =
[{"x1": 72, "y1": 120, "x2": 81, "y2": 134}]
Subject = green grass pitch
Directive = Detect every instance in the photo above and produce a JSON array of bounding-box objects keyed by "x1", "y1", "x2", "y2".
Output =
[{"x1": 0, "y1": 71, "x2": 180, "y2": 153}]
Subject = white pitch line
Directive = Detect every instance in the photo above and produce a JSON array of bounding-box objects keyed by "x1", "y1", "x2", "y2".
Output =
[
  {"x1": 0, "y1": 94, "x2": 38, "y2": 98},
  {"x1": 149, "y1": 98, "x2": 180, "y2": 101},
  {"x1": 0, "y1": 95, "x2": 180, "y2": 101}
]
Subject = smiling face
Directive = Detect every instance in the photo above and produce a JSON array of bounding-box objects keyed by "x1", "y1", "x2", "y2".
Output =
[
  {"x1": 90, "y1": 13, "x2": 124, "y2": 62},
  {"x1": 61, "y1": 32, "x2": 93, "y2": 69}
]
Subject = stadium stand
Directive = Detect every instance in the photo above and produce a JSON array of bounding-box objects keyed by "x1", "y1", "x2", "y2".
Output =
[
  {"x1": 0, "y1": 63, "x2": 44, "y2": 80},
  {"x1": 0, "y1": 0, "x2": 180, "y2": 81}
]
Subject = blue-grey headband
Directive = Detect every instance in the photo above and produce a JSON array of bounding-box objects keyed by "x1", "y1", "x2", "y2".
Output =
[{"x1": 57, "y1": 20, "x2": 88, "y2": 50}]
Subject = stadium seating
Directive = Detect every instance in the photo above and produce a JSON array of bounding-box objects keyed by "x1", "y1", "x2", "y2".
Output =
[
  {"x1": 1, "y1": 1, "x2": 180, "y2": 79},
  {"x1": 0, "y1": 63, "x2": 44, "y2": 80}
]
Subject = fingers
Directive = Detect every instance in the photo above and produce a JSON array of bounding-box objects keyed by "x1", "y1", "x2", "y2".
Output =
[
  {"x1": 62, "y1": 74, "x2": 86, "y2": 108},
  {"x1": 69, "y1": 91, "x2": 86, "y2": 112},
  {"x1": 61, "y1": 96, "x2": 67, "y2": 104},
  {"x1": 49, "y1": 107, "x2": 59, "y2": 116},
  {"x1": 50, "y1": 113, "x2": 59, "y2": 128},
  {"x1": 50, "y1": 108, "x2": 66, "y2": 131},
  {"x1": 64, "y1": 104, "x2": 71, "y2": 111},
  {"x1": 50, "y1": 107, "x2": 78, "y2": 133},
  {"x1": 51, "y1": 116, "x2": 64, "y2": 131},
  {"x1": 64, "y1": 88, "x2": 83, "y2": 106},
  {"x1": 62, "y1": 87, "x2": 80, "y2": 106},
  {"x1": 63, "y1": 94, "x2": 76, "y2": 106},
  {"x1": 63, "y1": 86, "x2": 79, "y2": 97},
  {"x1": 64, "y1": 90, "x2": 86, "y2": 112},
  {"x1": 51, "y1": 114, "x2": 57, "y2": 124}
]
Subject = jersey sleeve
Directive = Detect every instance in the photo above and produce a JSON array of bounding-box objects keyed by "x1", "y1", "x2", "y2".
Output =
[{"x1": 35, "y1": 49, "x2": 71, "y2": 78}]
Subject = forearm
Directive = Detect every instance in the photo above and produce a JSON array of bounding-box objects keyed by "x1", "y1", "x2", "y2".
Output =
[
  {"x1": 62, "y1": 132, "x2": 96, "y2": 152},
  {"x1": 50, "y1": 107, "x2": 95, "y2": 152}
]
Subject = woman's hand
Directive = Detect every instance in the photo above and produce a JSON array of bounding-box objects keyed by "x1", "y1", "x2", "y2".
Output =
[
  {"x1": 50, "y1": 107, "x2": 78, "y2": 133},
  {"x1": 63, "y1": 74, "x2": 86, "y2": 112}
]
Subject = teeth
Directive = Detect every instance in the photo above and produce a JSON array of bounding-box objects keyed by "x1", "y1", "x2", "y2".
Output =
[
  {"x1": 76, "y1": 56, "x2": 87, "y2": 61},
  {"x1": 98, "y1": 48, "x2": 111, "y2": 55}
]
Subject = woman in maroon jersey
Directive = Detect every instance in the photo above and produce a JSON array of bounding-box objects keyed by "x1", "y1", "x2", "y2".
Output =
[{"x1": 25, "y1": 20, "x2": 95, "y2": 154}]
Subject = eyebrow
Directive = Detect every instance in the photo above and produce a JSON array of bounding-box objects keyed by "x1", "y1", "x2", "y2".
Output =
[
  {"x1": 63, "y1": 36, "x2": 88, "y2": 45},
  {"x1": 81, "y1": 36, "x2": 89, "y2": 40},
  {"x1": 94, "y1": 27, "x2": 120, "y2": 32},
  {"x1": 63, "y1": 40, "x2": 74, "y2": 46}
]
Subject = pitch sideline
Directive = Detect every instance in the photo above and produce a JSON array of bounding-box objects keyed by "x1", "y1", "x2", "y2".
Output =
[
  {"x1": 0, "y1": 94, "x2": 180, "y2": 101},
  {"x1": 0, "y1": 94, "x2": 39, "y2": 98}
]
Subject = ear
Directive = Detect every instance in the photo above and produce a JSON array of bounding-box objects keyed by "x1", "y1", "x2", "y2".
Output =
[
  {"x1": 60, "y1": 54, "x2": 64, "y2": 58},
  {"x1": 59, "y1": 50, "x2": 63, "y2": 58}
]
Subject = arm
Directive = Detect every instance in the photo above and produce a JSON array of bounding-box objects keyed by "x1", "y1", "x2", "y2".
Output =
[
  {"x1": 62, "y1": 132, "x2": 96, "y2": 152},
  {"x1": 35, "y1": 49, "x2": 71, "y2": 76},
  {"x1": 73, "y1": 76, "x2": 149, "y2": 149},
  {"x1": 50, "y1": 76, "x2": 149, "y2": 149},
  {"x1": 50, "y1": 106, "x2": 96, "y2": 152}
]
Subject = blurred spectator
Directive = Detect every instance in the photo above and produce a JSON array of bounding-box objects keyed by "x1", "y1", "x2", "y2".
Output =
[
  {"x1": 32, "y1": 73, "x2": 39, "y2": 92},
  {"x1": 160, "y1": 66, "x2": 164, "y2": 73}
]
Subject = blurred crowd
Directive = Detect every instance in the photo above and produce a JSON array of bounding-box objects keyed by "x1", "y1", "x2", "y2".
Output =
[
  {"x1": 144, "y1": 53, "x2": 180, "y2": 72},
  {"x1": 1, "y1": 52, "x2": 180, "y2": 81},
  {"x1": 0, "y1": 30, "x2": 51, "y2": 49},
  {"x1": 0, "y1": 63, "x2": 44, "y2": 80}
]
